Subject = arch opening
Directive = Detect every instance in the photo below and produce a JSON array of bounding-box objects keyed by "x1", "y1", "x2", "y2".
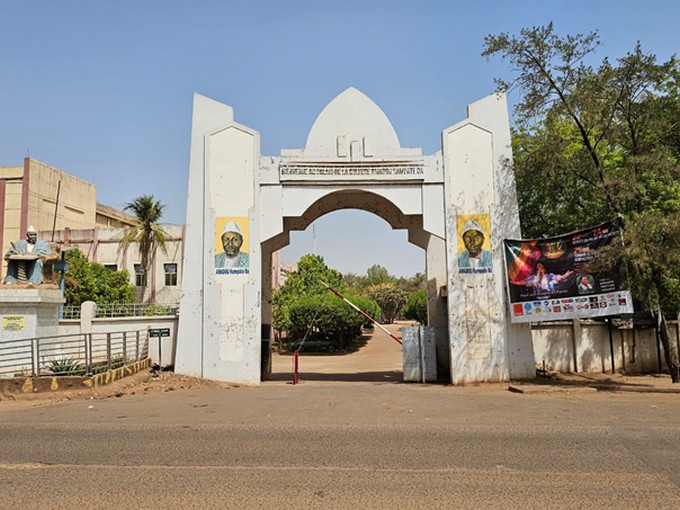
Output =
[{"x1": 260, "y1": 188, "x2": 447, "y2": 384}]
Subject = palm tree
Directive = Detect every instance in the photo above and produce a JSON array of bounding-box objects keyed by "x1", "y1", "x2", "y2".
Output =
[{"x1": 118, "y1": 195, "x2": 169, "y2": 303}]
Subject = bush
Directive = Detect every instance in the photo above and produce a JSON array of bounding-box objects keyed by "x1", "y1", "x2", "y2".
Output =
[
  {"x1": 403, "y1": 288, "x2": 427, "y2": 325},
  {"x1": 141, "y1": 304, "x2": 176, "y2": 316},
  {"x1": 48, "y1": 358, "x2": 85, "y2": 376}
]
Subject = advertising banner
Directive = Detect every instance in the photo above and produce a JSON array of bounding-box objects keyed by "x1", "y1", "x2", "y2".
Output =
[{"x1": 504, "y1": 220, "x2": 634, "y2": 323}]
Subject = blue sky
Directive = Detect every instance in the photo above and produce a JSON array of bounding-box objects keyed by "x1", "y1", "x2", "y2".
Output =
[{"x1": 2, "y1": 1, "x2": 678, "y2": 276}]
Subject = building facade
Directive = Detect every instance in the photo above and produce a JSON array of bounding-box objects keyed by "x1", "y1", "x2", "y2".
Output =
[
  {"x1": 46, "y1": 225, "x2": 185, "y2": 304},
  {"x1": 1, "y1": 157, "x2": 187, "y2": 303},
  {"x1": 0, "y1": 158, "x2": 137, "y2": 275}
]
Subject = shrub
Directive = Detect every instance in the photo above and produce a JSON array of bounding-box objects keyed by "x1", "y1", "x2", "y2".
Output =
[{"x1": 48, "y1": 357, "x2": 85, "y2": 376}]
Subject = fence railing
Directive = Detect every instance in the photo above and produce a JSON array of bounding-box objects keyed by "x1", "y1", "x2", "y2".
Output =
[
  {"x1": 61, "y1": 303, "x2": 179, "y2": 320},
  {"x1": 0, "y1": 330, "x2": 150, "y2": 378}
]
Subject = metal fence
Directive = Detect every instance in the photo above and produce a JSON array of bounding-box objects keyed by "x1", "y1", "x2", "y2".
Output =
[
  {"x1": 0, "y1": 330, "x2": 150, "y2": 378},
  {"x1": 61, "y1": 303, "x2": 179, "y2": 320}
]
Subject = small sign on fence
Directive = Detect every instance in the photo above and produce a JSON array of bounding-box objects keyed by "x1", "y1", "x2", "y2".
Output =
[
  {"x1": 2, "y1": 315, "x2": 25, "y2": 331},
  {"x1": 149, "y1": 328, "x2": 171, "y2": 338}
]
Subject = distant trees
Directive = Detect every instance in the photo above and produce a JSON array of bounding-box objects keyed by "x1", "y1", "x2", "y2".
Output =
[
  {"x1": 367, "y1": 283, "x2": 406, "y2": 324},
  {"x1": 365, "y1": 264, "x2": 392, "y2": 286},
  {"x1": 341, "y1": 265, "x2": 426, "y2": 324},
  {"x1": 273, "y1": 257, "x2": 428, "y2": 349}
]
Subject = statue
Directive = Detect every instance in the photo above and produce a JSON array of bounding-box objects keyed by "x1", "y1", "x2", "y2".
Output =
[{"x1": 3, "y1": 226, "x2": 58, "y2": 285}]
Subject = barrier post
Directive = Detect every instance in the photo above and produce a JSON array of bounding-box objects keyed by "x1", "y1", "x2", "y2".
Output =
[{"x1": 293, "y1": 350, "x2": 299, "y2": 385}]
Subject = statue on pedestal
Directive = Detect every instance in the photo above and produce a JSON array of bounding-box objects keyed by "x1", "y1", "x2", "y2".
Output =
[{"x1": 3, "y1": 226, "x2": 58, "y2": 285}]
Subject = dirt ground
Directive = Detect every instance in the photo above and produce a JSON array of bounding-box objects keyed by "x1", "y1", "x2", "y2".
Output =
[{"x1": 2, "y1": 321, "x2": 677, "y2": 408}]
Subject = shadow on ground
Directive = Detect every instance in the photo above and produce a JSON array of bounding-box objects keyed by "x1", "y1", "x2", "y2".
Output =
[
  {"x1": 530, "y1": 372, "x2": 672, "y2": 389},
  {"x1": 275, "y1": 334, "x2": 372, "y2": 357},
  {"x1": 270, "y1": 370, "x2": 403, "y2": 383}
]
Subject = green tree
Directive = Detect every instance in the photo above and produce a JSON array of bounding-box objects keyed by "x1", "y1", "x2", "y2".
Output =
[
  {"x1": 273, "y1": 254, "x2": 343, "y2": 333},
  {"x1": 396, "y1": 272, "x2": 426, "y2": 296},
  {"x1": 64, "y1": 250, "x2": 135, "y2": 306},
  {"x1": 286, "y1": 293, "x2": 379, "y2": 348},
  {"x1": 402, "y1": 288, "x2": 428, "y2": 325},
  {"x1": 341, "y1": 272, "x2": 366, "y2": 291},
  {"x1": 365, "y1": 264, "x2": 394, "y2": 286},
  {"x1": 367, "y1": 283, "x2": 407, "y2": 324},
  {"x1": 273, "y1": 254, "x2": 381, "y2": 348},
  {"x1": 118, "y1": 194, "x2": 169, "y2": 303},
  {"x1": 484, "y1": 24, "x2": 680, "y2": 381}
]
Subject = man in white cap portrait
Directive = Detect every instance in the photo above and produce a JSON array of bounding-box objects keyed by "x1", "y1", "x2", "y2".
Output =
[
  {"x1": 3, "y1": 225, "x2": 54, "y2": 284},
  {"x1": 458, "y1": 219, "x2": 493, "y2": 269},
  {"x1": 215, "y1": 220, "x2": 249, "y2": 269}
]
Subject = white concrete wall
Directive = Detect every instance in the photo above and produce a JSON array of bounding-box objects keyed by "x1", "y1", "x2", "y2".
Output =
[
  {"x1": 443, "y1": 93, "x2": 535, "y2": 384},
  {"x1": 532, "y1": 320, "x2": 679, "y2": 375},
  {"x1": 47, "y1": 225, "x2": 184, "y2": 304},
  {"x1": 176, "y1": 94, "x2": 262, "y2": 385},
  {"x1": 176, "y1": 89, "x2": 532, "y2": 386},
  {"x1": 0, "y1": 288, "x2": 63, "y2": 340},
  {"x1": 59, "y1": 316, "x2": 178, "y2": 367}
]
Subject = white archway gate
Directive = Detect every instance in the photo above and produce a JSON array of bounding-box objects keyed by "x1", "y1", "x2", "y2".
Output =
[{"x1": 176, "y1": 87, "x2": 535, "y2": 385}]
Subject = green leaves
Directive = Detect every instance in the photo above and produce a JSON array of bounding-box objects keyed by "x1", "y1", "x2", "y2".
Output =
[
  {"x1": 118, "y1": 194, "x2": 169, "y2": 302},
  {"x1": 272, "y1": 255, "x2": 366, "y2": 339},
  {"x1": 367, "y1": 283, "x2": 407, "y2": 324},
  {"x1": 486, "y1": 24, "x2": 680, "y2": 316},
  {"x1": 64, "y1": 250, "x2": 135, "y2": 306},
  {"x1": 402, "y1": 288, "x2": 427, "y2": 325}
]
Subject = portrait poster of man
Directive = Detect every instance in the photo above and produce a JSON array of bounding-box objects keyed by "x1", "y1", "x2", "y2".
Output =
[
  {"x1": 457, "y1": 213, "x2": 492, "y2": 274},
  {"x1": 214, "y1": 216, "x2": 250, "y2": 275},
  {"x1": 503, "y1": 220, "x2": 634, "y2": 323}
]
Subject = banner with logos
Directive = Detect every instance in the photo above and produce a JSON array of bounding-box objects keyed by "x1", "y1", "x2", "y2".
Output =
[{"x1": 504, "y1": 220, "x2": 634, "y2": 323}]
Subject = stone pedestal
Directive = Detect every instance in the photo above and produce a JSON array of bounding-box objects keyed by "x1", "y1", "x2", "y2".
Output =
[{"x1": 0, "y1": 286, "x2": 64, "y2": 340}]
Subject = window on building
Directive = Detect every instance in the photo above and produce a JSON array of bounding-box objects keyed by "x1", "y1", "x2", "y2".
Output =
[
  {"x1": 164, "y1": 263, "x2": 178, "y2": 286},
  {"x1": 134, "y1": 264, "x2": 147, "y2": 287},
  {"x1": 104, "y1": 264, "x2": 117, "y2": 271}
]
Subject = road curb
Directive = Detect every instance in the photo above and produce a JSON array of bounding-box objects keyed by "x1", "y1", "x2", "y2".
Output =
[
  {"x1": 0, "y1": 358, "x2": 151, "y2": 397},
  {"x1": 508, "y1": 384, "x2": 680, "y2": 394}
]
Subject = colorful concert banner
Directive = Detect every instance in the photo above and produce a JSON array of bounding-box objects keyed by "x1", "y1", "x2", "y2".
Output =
[{"x1": 504, "y1": 220, "x2": 634, "y2": 323}]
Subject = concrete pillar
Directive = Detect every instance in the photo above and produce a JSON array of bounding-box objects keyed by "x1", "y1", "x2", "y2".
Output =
[
  {"x1": 443, "y1": 93, "x2": 535, "y2": 384},
  {"x1": 425, "y1": 234, "x2": 449, "y2": 380},
  {"x1": 176, "y1": 94, "x2": 262, "y2": 384},
  {"x1": 80, "y1": 300, "x2": 96, "y2": 334}
]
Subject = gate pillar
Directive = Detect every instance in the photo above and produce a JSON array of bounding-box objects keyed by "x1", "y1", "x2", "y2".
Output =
[
  {"x1": 443, "y1": 93, "x2": 535, "y2": 384},
  {"x1": 176, "y1": 94, "x2": 262, "y2": 384}
]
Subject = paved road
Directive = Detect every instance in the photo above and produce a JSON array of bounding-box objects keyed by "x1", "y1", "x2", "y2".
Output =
[{"x1": 1, "y1": 328, "x2": 680, "y2": 509}]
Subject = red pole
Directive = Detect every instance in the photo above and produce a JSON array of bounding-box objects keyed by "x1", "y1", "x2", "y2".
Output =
[
  {"x1": 293, "y1": 350, "x2": 299, "y2": 385},
  {"x1": 320, "y1": 281, "x2": 402, "y2": 346}
]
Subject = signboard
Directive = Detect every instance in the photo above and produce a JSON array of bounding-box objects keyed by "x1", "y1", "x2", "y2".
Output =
[
  {"x1": 504, "y1": 220, "x2": 634, "y2": 323},
  {"x1": 149, "y1": 328, "x2": 171, "y2": 338},
  {"x1": 2, "y1": 315, "x2": 26, "y2": 331},
  {"x1": 279, "y1": 162, "x2": 425, "y2": 181}
]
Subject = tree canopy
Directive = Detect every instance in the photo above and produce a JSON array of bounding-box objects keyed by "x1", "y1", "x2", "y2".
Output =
[
  {"x1": 274, "y1": 257, "x2": 427, "y2": 347},
  {"x1": 64, "y1": 250, "x2": 135, "y2": 306},
  {"x1": 402, "y1": 288, "x2": 428, "y2": 325},
  {"x1": 483, "y1": 23, "x2": 680, "y2": 381},
  {"x1": 272, "y1": 254, "x2": 380, "y2": 347}
]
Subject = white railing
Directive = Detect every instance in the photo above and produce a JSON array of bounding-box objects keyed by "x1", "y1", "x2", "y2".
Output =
[
  {"x1": 61, "y1": 303, "x2": 179, "y2": 319},
  {"x1": 0, "y1": 329, "x2": 150, "y2": 378}
]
